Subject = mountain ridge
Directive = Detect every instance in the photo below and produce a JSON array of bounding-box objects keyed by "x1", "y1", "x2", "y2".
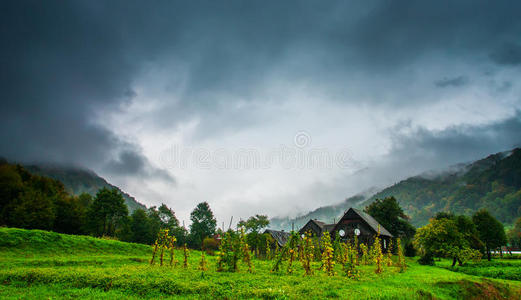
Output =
[
  {"x1": 270, "y1": 148, "x2": 521, "y2": 230},
  {"x1": 24, "y1": 164, "x2": 146, "y2": 212}
]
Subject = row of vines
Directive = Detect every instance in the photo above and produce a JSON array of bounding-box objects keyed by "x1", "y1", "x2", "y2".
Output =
[{"x1": 149, "y1": 228, "x2": 407, "y2": 278}]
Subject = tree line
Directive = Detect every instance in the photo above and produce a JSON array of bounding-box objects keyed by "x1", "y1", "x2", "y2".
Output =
[
  {"x1": 0, "y1": 161, "x2": 224, "y2": 248},
  {"x1": 2, "y1": 161, "x2": 520, "y2": 257},
  {"x1": 365, "y1": 196, "x2": 521, "y2": 265}
]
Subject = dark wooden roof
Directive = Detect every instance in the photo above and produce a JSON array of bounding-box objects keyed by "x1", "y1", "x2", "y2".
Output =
[
  {"x1": 263, "y1": 229, "x2": 291, "y2": 246},
  {"x1": 337, "y1": 208, "x2": 393, "y2": 237},
  {"x1": 299, "y1": 219, "x2": 335, "y2": 235},
  {"x1": 310, "y1": 219, "x2": 335, "y2": 232},
  {"x1": 323, "y1": 223, "x2": 336, "y2": 232}
]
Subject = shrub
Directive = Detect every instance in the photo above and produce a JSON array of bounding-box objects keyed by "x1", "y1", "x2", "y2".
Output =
[
  {"x1": 396, "y1": 238, "x2": 407, "y2": 272},
  {"x1": 198, "y1": 251, "x2": 208, "y2": 271},
  {"x1": 321, "y1": 232, "x2": 335, "y2": 276},
  {"x1": 372, "y1": 235, "x2": 384, "y2": 274},
  {"x1": 202, "y1": 237, "x2": 219, "y2": 255},
  {"x1": 300, "y1": 231, "x2": 314, "y2": 275},
  {"x1": 418, "y1": 252, "x2": 435, "y2": 265},
  {"x1": 404, "y1": 240, "x2": 416, "y2": 257}
]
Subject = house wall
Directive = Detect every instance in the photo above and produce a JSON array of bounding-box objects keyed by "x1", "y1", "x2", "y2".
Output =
[{"x1": 330, "y1": 215, "x2": 391, "y2": 253}]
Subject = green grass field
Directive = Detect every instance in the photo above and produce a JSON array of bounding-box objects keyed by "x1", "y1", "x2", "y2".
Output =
[{"x1": 1, "y1": 228, "x2": 520, "y2": 299}]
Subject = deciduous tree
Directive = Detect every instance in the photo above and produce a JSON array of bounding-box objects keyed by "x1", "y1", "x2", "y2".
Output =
[
  {"x1": 472, "y1": 209, "x2": 507, "y2": 261},
  {"x1": 365, "y1": 197, "x2": 416, "y2": 239}
]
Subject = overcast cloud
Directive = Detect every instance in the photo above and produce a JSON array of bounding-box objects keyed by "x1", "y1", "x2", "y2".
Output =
[{"x1": 1, "y1": 1, "x2": 521, "y2": 224}]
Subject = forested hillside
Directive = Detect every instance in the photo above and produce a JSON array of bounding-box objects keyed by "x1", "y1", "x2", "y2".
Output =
[
  {"x1": 271, "y1": 148, "x2": 521, "y2": 229},
  {"x1": 25, "y1": 164, "x2": 145, "y2": 212},
  {"x1": 368, "y1": 148, "x2": 521, "y2": 226}
]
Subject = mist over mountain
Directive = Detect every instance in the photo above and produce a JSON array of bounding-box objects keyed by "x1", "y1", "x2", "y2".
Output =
[
  {"x1": 24, "y1": 164, "x2": 146, "y2": 212},
  {"x1": 270, "y1": 148, "x2": 521, "y2": 230}
]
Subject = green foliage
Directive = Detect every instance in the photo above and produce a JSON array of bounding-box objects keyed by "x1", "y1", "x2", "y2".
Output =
[
  {"x1": 183, "y1": 244, "x2": 189, "y2": 268},
  {"x1": 86, "y1": 187, "x2": 128, "y2": 237},
  {"x1": 368, "y1": 148, "x2": 521, "y2": 226},
  {"x1": 198, "y1": 251, "x2": 208, "y2": 271},
  {"x1": 396, "y1": 238, "x2": 407, "y2": 272},
  {"x1": 364, "y1": 196, "x2": 416, "y2": 239},
  {"x1": 129, "y1": 209, "x2": 152, "y2": 244},
  {"x1": 0, "y1": 227, "x2": 149, "y2": 256},
  {"x1": 372, "y1": 234, "x2": 384, "y2": 274},
  {"x1": 414, "y1": 217, "x2": 482, "y2": 267},
  {"x1": 239, "y1": 228, "x2": 253, "y2": 273},
  {"x1": 189, "y1": 202, "x2": 217, "y2": 249},
  {"x1": 472, "y1": 209, "x2": 507, "y2": 261},
  {"x1": 238, "y1": 215, "x2": 269, "y2": 257},
  {"x1": 418, "y1": 252, "x2": 434, "y2": 265},
  {"x1": 238, "y1": 215, "x2": 269, "y2": 233},
  {"x1": 341, "y1": 241, "x2": 360, "y2": 279},
  {"x1": 404, "y1": 240, "x2": 416, "y2": 257},
  {"x1": 321, "y1": 232, "x2": 335, "y2": 276},
  {"x1": 264, "y1": 234, "x2": 272, "y2": 260},
  {"x1": 300, "y1": 231, "x2": 314, "y2": 275},
  {"x1": 216, "y1": 230, "x2": 242, "y2": 272},
  {"x1": 507, "y1": 217, "x2": 521, "y2": 248},
  {"x1": 435, "y1": 213, "x2": 485, "y2": 253},
  {"x1": 150, "y1": 229, "x2": 176, "y2": 266},
  {"x1": 202, "y1": 237, "x2": 219, "y2": 255},
  {"x1": 271, "y1": 231, "x2": 300, "y2": 274},
  {"x1": 2, "y1": 228, "x2": 521, "y2": 299},
  {"x1": 25, "y1": 164, "x2": 146, "y2": 212},
  {"x1": 0, "y1": 162, "x2": 93, "y2": 234},
  {"x1": 439, "y1": 259, "x2": 521, "y2": 281},
  {"x1": 10, "y1": 188, "x2": 55, "y2": 230},
  {"x1": 360, "y1": 243, "x2": 370, "y2": 265}
]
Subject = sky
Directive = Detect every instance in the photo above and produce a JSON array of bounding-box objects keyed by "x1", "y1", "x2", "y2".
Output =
[{"x1": 1, "y1": 1, "x2": 521, "y2": 226}]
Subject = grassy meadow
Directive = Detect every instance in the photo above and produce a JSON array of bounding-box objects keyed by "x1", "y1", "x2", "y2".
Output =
[{"x1": 1, "y1": 227, "x2": 521, "y2": 299}]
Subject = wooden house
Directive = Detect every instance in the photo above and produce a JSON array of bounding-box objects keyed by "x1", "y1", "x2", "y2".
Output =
[
  {"x1": 330, "y1": 208, "x2": 393, "y2": 252},
  {"x1": 298, "y1": 219, "x2": 335, "y2": 238}
]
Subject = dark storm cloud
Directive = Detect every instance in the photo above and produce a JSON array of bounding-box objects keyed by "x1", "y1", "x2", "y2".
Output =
[
  {"x1": 435, "y1": 76, "x2": 468, "y2": 88},
  {"x1": 1, "y1": 0, "x2": 521, "y2": 179},
  {"x1": 490, "y1": 42, "x2": 521, "y2": 66},
  {"x1": 389, "y1": 112, "x2": 521, "y2": 169},
  {"x1": 0, "y1": 1, "x2": 168, "y2": 180},
  {"x1": 104, "y1": 150, "x2": 174, "y2": 182}
]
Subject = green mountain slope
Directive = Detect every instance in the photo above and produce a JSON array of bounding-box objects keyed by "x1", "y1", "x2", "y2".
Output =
[
  {"x1": 24, "y1": 164, "x2": 146, "y2": 212},
  {"x1": 367, "y1": 148, "x2": 521, "y2": 226},
  {"x1": 270, "y1": 148, "x2": 521, "y2": 230}
]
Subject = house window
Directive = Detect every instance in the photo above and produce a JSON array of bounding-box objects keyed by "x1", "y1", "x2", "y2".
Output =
[{"x1": 383, "y1": 239, "x2": 387, "y2": 248}]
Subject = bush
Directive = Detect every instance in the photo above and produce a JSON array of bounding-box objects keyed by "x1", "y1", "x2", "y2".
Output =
[
  {"x1": 418, "y1": 252, "x2": 434, "y2": 265},
  {"x1": 202, "y1": 237, "x2": 219, "y2": 255},
  {"x1": 404, "y1": 240, "x2": 416, "y2": 257}
]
